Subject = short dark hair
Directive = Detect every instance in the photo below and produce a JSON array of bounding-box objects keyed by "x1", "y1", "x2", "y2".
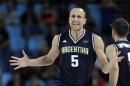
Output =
[{"x1": 112, "y1": 18, "x2": 129, "y2": 37}]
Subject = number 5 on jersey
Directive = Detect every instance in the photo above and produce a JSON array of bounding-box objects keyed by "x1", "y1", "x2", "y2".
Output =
[{"x1": 71, "y1": 55, "x2": 79, "y2": 67}]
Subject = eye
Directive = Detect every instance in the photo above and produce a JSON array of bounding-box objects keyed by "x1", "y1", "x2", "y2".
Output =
[
  {"x1": 71, "y1": 15, "x2": 76, "y2": 18},
  {"x1": 77, "y1": 15, "x2": 82, "y2": 18}
]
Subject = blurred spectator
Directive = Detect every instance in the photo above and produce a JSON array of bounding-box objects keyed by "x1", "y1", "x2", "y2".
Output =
[
  {"x1": 100, "y1": 0, "x2": 119, "y2": 45},
  {"x1": 0, "y1": 12, "x2": 11, "y2": 86},
  {"x1": 39, "y1": 2, "x2": 58, "y2": 47},
  {"x1": 0, "y1": 14, "x2": 8, "y2": 49},
  {"x1": 86, "y1": 3, "x2": 101, "y2": 34},
  {"x1": 85, "y1": 17, "x2": 97, "y2": 33},
  {"x1": 25, "y1": 74, "x2": 46, "y2": 86},
  {"x1": 41, "y1": 65, "x2": 56, "y2": 86},
  {"x1": 5, "y1": 11, "x2": 20, "y2": 26},
  {"x1": 0, "y1": 0, "x2": 7, "y2": 16},
  {"x1": 92, "y1": 67, "x2": 106, "y2": 86},
  {"x1": 0, "y1": 13, "x2": 11, "y2": 72},
  {"x1": 15, "y1": 0, "x2": 27, "y2": 18},
  {"x1": 40, "y1": 2, "x2": 55, "y2": 26},
  {"x1": 57, "y1": 3, "x2": 69, "y2": 33},
  {"x1": 7, "y1": 71, "x2": 23, "y2": 86}
]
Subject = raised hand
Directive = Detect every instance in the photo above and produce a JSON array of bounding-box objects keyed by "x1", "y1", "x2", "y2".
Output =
[
  {"x1": 117, "y1": 51, "x2": 124, "y2": 62},
  {"x1": 111, "y1": 51, "x2": 124, "y2": 65},
  {"x1": 10, "y1": 50, "x2": 29, "y2": 70}
]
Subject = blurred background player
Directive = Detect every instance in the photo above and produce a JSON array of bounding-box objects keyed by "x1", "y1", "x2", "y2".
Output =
[{"x1": 106, "y1": 18, "x2": 130, "y2": 86}]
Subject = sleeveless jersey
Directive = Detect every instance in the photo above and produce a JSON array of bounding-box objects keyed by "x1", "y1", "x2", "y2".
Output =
[
  {"x1": 113, "y1": 40, "x2": 130, "y2": 86},
  {"x1": 55, "y1": 29, "x2": 96, "y2": 86}
]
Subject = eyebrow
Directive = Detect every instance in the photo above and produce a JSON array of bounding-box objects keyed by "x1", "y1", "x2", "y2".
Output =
[{"x1": 71, "y1": 14, "x2": 82, "y2": 18}]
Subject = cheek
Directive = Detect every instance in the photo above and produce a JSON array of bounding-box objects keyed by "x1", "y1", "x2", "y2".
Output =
[
  {"x1": 69, "y1": 19, "x2": 71, "y2": 24},
  {"x1": 79, "y1": 18, "x2": 85, "y2": 23},
  {"x1": 80, "y1": 19, "x2": 85, "y2": 24}
]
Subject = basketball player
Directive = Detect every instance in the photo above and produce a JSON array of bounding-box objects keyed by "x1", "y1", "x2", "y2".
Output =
[
  {"x1": 10, "y1": 8, "x2": 122, "y2": 86},
  {"x1": 106, "y1": 18, "x2": 130, "y2": 86}
]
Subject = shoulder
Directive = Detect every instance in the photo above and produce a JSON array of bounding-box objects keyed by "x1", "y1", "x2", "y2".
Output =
[
  {"x1": 105, "y1": 44, "x2": 118, "y2": 60},
  {"x1": 93, "y1": 34, "x2": 103, "y2": 44},
  {"x1": 92, "y1": 34, "x2": 105, "y2": 50},
  {"x1": 53, "y1": 33, "x2": 65, "y2": 46},
  {"x1": 52, "y1": 34, "x2": 62, "y2": 43},
  {"x1": 51, "y1": 35, "x2": 60, "y2": 47},
  {"x1": 53, "y1": 35, "x2": 59, "y2": 39},
  {"x1": 93, "y1": 34, "x2": 102, "y2": 40},
  {"x1": 106, "y1": 44, "x2": 117, "y2": 53}
]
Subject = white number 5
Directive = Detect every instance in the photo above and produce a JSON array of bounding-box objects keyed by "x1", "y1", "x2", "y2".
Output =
[{"x1": 71, "y1": 55, "x2": 79, "y2": 67}]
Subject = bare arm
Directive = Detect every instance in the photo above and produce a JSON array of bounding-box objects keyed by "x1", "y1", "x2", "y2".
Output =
[
  {"x1": 94, "y1": 35, "x2": 115, "y2": 74},
  {"x1": 10, "y1": 35, "x2": 60, "y2": 70},
  {"x1": 27, "y1": 35, "x2": 60, "y2": 66},
  {"x1": 106, "y1": 45, "x2": 119, "y2": 86}
]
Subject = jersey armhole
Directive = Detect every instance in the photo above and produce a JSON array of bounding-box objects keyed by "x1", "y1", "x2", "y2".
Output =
[
  {"x1": 92, "y1": 33, "x2": 96, "y2": 51},
  {"x1": 58, "y1": 34, "x2": 61, "y2": 49},
  {"x1": 111, "y1": 44, "x2": 118, "y2": 53}
]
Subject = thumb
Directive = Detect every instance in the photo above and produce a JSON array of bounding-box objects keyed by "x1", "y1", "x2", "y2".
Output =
[{"x1": 22, "y1": 50, "x2": 27, "y2": 57}]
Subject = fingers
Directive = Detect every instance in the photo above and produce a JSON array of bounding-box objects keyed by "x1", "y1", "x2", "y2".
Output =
[
  {"x1": 11, "y1": 56, "x2": 19, "y2": 60},
  {"x1": 14, "y1": 66, "x2": 21, "y2": 70},
  {"x1": 9, "y1": 60, "x2": 18, "y2": 63},
  {"x1": 10, "y1": 60, "x2": 21, "y2": 70},
  {"x1": 118, "y1": 56, "x2": 124, "y2": 62},
  {"x1": 10, "y1": 63, "x2": 20, "y2": 70},
  {"x1": 117, "y1": 51, "x2": 121, "y2": 56},
  {"x1": 113, "y1": 56, "x2": 124, "y2": 63},
  {"x1": 10, "y1": 63, "x2": 18, "y2": 66}
]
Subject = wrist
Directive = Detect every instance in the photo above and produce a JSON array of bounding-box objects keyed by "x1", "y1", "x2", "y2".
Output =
[{"x1": 25, "y1": 58, "x2": 30, "y2": 67}]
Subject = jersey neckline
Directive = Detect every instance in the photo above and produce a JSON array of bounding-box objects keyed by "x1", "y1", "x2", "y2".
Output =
[
  {"x1": 69, "y1": 29, "x2": 86, "y2": 44},
  {"x1": 115, "y1": 39, "x2": 128, "y2": 42}
]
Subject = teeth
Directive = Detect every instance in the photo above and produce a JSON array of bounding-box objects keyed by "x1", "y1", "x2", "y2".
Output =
[{"x1": 73, "y1": 24, "x2": 79, "y2": 25}]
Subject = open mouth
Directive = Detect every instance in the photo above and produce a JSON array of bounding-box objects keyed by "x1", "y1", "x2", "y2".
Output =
[{"x1": 72, "y1": 23, "x2": 79, "y2": 25}]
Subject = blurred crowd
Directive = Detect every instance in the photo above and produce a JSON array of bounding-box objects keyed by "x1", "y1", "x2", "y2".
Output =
[{"x1": 0, "y1": 0, "x2": 129, "y2": 86}]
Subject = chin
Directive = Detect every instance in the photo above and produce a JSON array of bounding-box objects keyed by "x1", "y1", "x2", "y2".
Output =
[
  {"x1": 73, "y1": 28, "x2": 81, "y2": 31},
  {"x1": 71, "y1": 27, "x2": 82, "y2": 31}
]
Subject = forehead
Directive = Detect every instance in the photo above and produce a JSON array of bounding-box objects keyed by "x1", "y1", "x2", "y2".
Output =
[{"x1": 70, "y1": 8, "x2": 85, "y2": 16}]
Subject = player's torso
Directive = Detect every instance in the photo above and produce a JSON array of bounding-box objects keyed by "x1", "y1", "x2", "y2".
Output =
[
  {"x1": 57, "y1": 29, "x2": 96, "y2": 85},
  {"x1": 114, "y1": 40, "x2": 130, "y2": 86}
]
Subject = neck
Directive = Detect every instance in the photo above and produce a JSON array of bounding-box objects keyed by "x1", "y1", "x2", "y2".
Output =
[
  {"x1": 70, "y1": 28, "x2": 84, "y2": 41},
  {"x1": 115, "y1": 36, "x2": 127, "y2": 42}
]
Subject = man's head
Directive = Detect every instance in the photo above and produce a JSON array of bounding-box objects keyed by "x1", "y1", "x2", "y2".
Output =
[
  {"x1": 112, "y1": 18, "x2": 129, "y2": 39},
  {"x1": 69, "y1": 8, "x2": 86, "y2": 31}
]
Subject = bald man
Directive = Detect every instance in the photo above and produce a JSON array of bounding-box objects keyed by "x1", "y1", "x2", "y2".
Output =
[{"x1": 10, "y1": 8, "x2": 122, "y2": 86}]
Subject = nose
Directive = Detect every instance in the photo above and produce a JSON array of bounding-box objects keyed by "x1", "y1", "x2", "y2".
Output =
[{"x1": 73, "y1": 16, "x2": 78, "y2": 21}]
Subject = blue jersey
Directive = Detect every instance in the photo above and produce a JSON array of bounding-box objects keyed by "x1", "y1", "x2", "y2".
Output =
[
  {"x1": 113, "y1": 40, "x2": 130, "y2": 86},
  {"x1": 55, "y1": 29, "x2": 96, "y2": 86}
]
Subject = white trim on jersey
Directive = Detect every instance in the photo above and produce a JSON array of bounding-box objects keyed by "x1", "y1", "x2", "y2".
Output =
[
  {"x1": 112, "y1": 44, "x2": 118, "y2": 53},
  {"x1": 58, "y1": 34, "x2": 61, "y2": 49},
  {"x1": 92, "y1": 33, "x2": 96, "y2": 51},
  {"x1": 69, "y1": 29, "x2": 85, "y2": 44}
]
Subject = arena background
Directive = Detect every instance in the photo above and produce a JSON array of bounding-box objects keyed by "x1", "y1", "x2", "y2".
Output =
[{"x1": 0, "y1": 0, "x2": 130, "y2": 86}]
